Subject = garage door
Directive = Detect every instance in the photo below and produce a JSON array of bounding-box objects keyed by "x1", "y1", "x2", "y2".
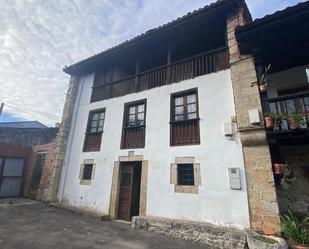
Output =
[{"x1": 0, "y1": 157, "x2": 24, "y2": 197}]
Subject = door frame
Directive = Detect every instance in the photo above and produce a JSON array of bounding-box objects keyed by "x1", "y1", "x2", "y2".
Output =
[{"x1": 109, "y1": 152, "x2": 148, "y2": 220}]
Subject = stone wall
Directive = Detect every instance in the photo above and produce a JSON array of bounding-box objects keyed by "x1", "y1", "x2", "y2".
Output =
[
  {"x1": 276, "y1": 145, "x2": 309, "y2": 215},
  {"x1": 47, "y1": 76, "x2": 80, "y2": 202},
  {"x1": 226, "y1": 7, "x2": 281, "y2": 233},
  {"x1": 132, "y1": 216, "x2": 246, "y2": 249}
]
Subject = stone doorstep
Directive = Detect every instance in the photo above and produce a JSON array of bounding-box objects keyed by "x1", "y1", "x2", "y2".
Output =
[
  {"x1": 132, "y1": 216, "x2": 247, "y2": 249},
  {"x1": 48, "y1": 203, "x2": 110, "y2": 221}
]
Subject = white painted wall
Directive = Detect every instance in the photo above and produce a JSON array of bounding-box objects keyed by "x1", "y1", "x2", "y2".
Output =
[
  {"x1": 268, "y1": 66, "x2": 309, "y2": 98},
  {"x1": 58, "y1": 69, "x2": 250, "y2": 229}
]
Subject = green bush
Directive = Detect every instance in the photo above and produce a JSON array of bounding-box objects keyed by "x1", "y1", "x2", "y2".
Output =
[{"x1": 281, "y1": 210, "x2": 309, "y2": 245}]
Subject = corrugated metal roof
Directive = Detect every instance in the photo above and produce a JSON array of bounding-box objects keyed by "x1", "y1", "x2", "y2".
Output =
[{"x1": 0, "y1": 121, "x2": 47, "y2": 129}]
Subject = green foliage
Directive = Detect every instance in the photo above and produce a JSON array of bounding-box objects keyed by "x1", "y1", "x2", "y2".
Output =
[
  {"x1": 255, "y1": 235, "x2": 277, "y2": 244},
  {"x1": 288, "y1": 111, "x2": 305, "y2": 125},
  {"x1": 259, "y1": 64, "x2": 271, "y2": 85},
  {"x1": 264, "y1": 113, "x2": 284, "y2": 128},
  {"x1": 281, "y1": 210, "x2": 309, "y2": 245}
]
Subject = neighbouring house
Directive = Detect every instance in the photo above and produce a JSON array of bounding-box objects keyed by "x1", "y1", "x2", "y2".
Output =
[
  {"x1": 0, "y1": 121, "x2": 58, "y2": 200},
  {"x1": 0, "y1": 121, "x2": 58, "y2": 146},
  {"x1": 236, "y1": 1, "x2": 309, "y2": 217},
  {"x1": 48, "y1": 0, "x2": 309, "y2": 247},
  {"x1": 0, "y1": 121, "x2": 47, "y2": 129}
]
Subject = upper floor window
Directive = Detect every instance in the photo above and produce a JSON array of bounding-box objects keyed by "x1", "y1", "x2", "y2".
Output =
[
  {"x1": 121, "y1": 99, "x2": 146, "y2": 149},
  {"x1": 83, "y1": 109, "x2": 105, "y2": 152},
  {"x1": 88, "y1": 111, "x2": 105, "y2": 133},
  {"x1": 128, "y1": 104, "x2": 145, "y2": 127},
  {"x1": 170, "y1": 89, "x2": 200, "y2": 146},
  {"x1": 174, "y1": 93, "x2": 198, "y2": 121}
]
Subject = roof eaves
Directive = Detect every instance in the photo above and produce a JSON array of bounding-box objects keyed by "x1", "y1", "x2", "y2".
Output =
[
  {"x1": 63, "y1": 0, "x2": 245, "y2": 75},
  {"x1": 236, "y1": 1, "x2": 309, "y2": 34}
]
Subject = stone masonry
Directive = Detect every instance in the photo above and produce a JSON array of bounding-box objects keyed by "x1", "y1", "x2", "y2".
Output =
[
  {"x1": 46, "y1": 76, "x2": 80, "y2": 202},
  {"x1": 226, "y1": 7, "x2": 281, "y2": 233},
  {"x1": 132, "y1": 216, "x2": 246, "y2": 249}
]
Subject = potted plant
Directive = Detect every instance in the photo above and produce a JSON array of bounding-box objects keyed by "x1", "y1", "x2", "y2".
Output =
[
  {"x1": 281, "y1": 210, "x2": 309, "y2": 249},
  {"x1": 259, "y1": 64, "x2": 271, "y2": 93},
  {"x1": 288, "y1": 112, "x2": 305, "y2": 130},
  {"x1": 264, "y1": 113, "x2": 274, "y2": 129},
  {"x1": 273, "y1": 163, "x2": 284, "y2": 175},
  {"x1": 272, "y1": 114, "x2": 284, "y2": 130}
]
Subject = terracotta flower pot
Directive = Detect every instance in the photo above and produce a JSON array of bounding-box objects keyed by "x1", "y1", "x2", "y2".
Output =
[
  {"x1": 273, "y1": 163, "x2": 284, "y2": 175},
  {"x1": 259, "y1": 84, "x2": 268, "y2": 93},
  {"x1": 290, "y1": 244, "x2": 309, "y2": 249},
  {"x1": 265, "y1": 116, "x2": 274, "y2": 128},
  {"x1": 288, "y1": 117, "x2": 300, "y2": 130}
]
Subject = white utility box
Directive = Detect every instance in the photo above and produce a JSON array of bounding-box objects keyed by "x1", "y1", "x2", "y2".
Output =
[
  {"x1": 228, "y1": 167, "x2": 241, "y2": 190},
  {"x1": 248, "y1": 108, "x2": 260, "y2": 124},
  {"x1": 224, "y1": 122, "x2": 233, "y2": 138}
]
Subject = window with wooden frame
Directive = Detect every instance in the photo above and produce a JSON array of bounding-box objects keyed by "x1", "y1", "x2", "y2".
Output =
[
  {"x1": 83, "y1": 109, "x2": 105, "y2": 152},
  {"x1": 170, "y1": 88, "x2": 200, "y2": 146},
  {"x1": 121, "y1": 99, "x2": 146, "y2": 149}
]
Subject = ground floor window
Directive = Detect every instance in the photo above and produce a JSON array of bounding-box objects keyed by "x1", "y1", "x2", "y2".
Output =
[
  {"x1": 170, "y1": 157, "x2": 201, "y2": 194},
  {"x1": 177, "y1": 164, "x2": 195, "y2": 186},
  {"x1": 79, "y1": 159, "x2": 95, "y2": 185}
]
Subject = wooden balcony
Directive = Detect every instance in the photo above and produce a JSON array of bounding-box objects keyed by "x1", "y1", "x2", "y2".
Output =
[
  {"x1": 91, "y1": 47, "x2": 228, "y2": 102},
  {"x1": 170, "y1": 119, "x2": 200, "y2": 146},
  {"x1": 264, "y1": 91, "x2": 309, "y2": 144},
  {"x1": 83, "y1": 132, "x2": 102, "y2": 152},
  {"x1": 121, "y1": 126, "x2": 145, "y2": 149}
]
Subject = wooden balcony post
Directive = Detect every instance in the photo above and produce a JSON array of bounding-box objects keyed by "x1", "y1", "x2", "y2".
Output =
[
  {"x1": 166, "y1": 48, "x2": 172, "y2": 83},
  {"x1": 135, "y1": 59, "x2": 140, "y2": 92}
]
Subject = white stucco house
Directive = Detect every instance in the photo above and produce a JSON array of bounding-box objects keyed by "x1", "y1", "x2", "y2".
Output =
[{"x1": 57, "y1": 0, "x2": 252, "y2": 230}]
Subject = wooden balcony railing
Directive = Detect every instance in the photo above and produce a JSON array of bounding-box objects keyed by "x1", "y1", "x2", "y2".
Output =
[
  {"x1": 267, "y1": 91, "x2": 309, "y2": 131},
  {"x1": 83, "y1": 132, "x2": 102, "y2": 152},
  {"x1": 170, "y1": 119, "x2": 200, "y2": 146},
  {"x1": 91, "y1": 47, "x2": 228, "y2": 102},
  {"x1": 121, "y1": 126, "x2": 145, "y2": 149}
]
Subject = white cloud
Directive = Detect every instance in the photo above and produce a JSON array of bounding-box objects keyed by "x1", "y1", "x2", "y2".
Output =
[{"x1": 0, "y1": 0, "x2": 304, "y2": 125}]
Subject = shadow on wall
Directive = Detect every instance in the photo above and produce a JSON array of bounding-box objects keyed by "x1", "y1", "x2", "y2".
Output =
[{"x1": 276, "y1": 145, "x2": 309, "y2": 216}]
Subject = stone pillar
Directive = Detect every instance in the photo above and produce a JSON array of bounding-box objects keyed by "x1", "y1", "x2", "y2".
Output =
[
  {"x1": 226, "y1": 9, "x2": 281, "y2": 233},
  {"x1": 46, "y1": 76, "x2": 80, "y2": 202}
]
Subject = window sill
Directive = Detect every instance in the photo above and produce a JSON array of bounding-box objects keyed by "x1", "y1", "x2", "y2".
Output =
[
  {"x1": 169, "y1": 118, "x2": 200, "y2": 124},
  {"x1": 174, "y1": 185, "x2": 199, "y2": 194},
  {"x1": 80, "y1": 179, "x2": 92, "y2": 185},
  {"x1": 123, "y1": 125, "x2": 145, "y2": 129},
  {"x1": 85, "y1": 131, "x2": 103, "y2": 135}
]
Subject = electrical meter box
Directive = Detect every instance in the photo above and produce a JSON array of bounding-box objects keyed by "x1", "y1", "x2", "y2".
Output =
[{"x1": 228, "y1": 167, "x2": 241, "y2": 190}]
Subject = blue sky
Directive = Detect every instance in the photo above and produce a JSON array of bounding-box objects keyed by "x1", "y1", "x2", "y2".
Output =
[{"x1": 0, "y1": 0, "x2": 304, "y2": 125}]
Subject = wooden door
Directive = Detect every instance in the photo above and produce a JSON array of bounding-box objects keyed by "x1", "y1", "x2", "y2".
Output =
[{"x1": 118, "y1": 163, "x2": 134, "y2": 221}]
